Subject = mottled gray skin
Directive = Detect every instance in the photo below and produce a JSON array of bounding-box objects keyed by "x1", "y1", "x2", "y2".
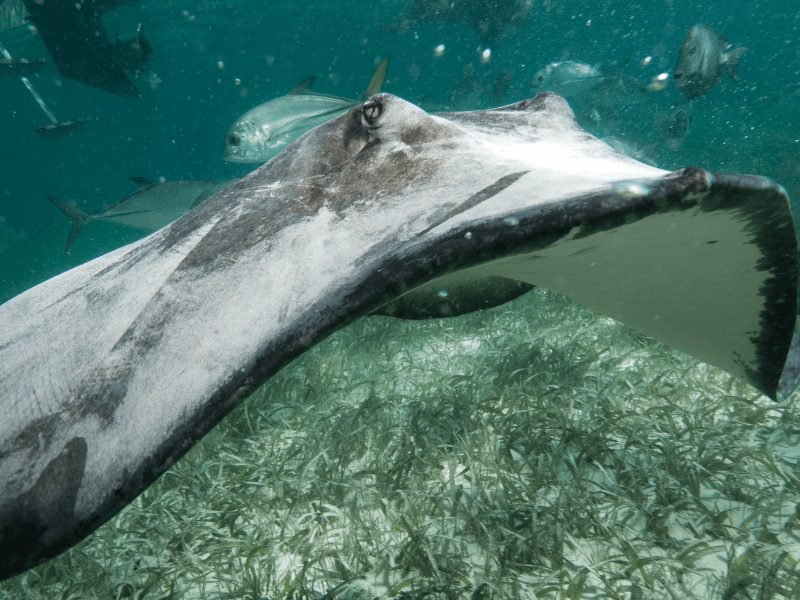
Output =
[
  {"x1": 674, "y1": 24, "x2": 746, "y2": 99},
  {"x1": 0, "y1": 93, "x2": 796, "y2": 580}
]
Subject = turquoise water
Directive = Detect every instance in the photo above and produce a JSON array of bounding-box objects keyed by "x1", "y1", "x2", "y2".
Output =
[
  {"x1": 0, "y1": 0, "x2": 798, "y2": 303},
  {"x1": 1, "y1": 1, "x2": 800, "y2": 597}
]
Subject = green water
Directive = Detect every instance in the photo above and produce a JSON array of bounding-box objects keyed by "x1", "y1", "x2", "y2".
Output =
[
  {"x1": 1, "y1": 1, "x2": 799, "y2": 597},
  {"x1": 0, "y1": 0, "x2": 797, "y2": 301}
]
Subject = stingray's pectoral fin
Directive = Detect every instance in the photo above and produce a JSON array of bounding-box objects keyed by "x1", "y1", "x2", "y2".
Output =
[
  {"x1": 0, "y1": 438, "x2": 87, "y2": 578},
  {"x1": 384, "y1": 169, "x2": 797, "y2": 399},
  {"x1": 490, "y1": 171, "x2": 797, "y2": 399}
]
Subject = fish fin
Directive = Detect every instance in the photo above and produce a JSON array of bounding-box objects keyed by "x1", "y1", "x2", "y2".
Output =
[
  {"x1": 191, "y1": 184, "x2": 225, "y2": 208},
  {"x1": 130, "y1": 176, "x2": 155, "y2": 188},
  {"x1": 723, "y1": 46, "x2": 747, "y2": 81},
  {"x1": 364, "y1": 56, "x2": 390, "y2": 97},
  {"x1": 46, "y1": 195, "x2": 89, "y2": 254},
  {"x1": 289, "y1": 76, "x2": 316, "y2": 95}
]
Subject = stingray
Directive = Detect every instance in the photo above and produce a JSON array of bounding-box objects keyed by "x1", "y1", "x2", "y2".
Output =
[
  {"x1": 22, "y1": 0, "x2": 150, "y2": 97},
  {"x1": 0, "y1": 92, "x2": 797, "y2": 580}
]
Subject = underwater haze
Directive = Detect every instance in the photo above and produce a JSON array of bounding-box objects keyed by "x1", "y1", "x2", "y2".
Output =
[{"x1": 1, "y1": 0, "x2": 800, "y2": 598}]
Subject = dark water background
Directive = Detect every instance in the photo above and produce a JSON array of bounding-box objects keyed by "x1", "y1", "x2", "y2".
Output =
[{"x1": 0, "y1": 0, "x2": 798, "y2": 303}]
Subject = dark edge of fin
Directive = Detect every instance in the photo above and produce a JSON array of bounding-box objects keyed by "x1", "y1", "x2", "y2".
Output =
[
  {"x1": 710, "y1": 174, "x2": 796, "y2": 398},
  {"x1": 778, "y1": 320, "x2": 800, "y2": 400},
  {"x1": 46, "y1": 195, "x2": 89, "y2": 254},
  {"x1": 357, "y1": 169, "x2": 797, "y2": 399},
  {"x1": 290, "y1": 76, "x2": 316, "y2": 95},
  {"x1": 364, "y1": 56, "x2": 390, "y2": 97},
  {"x1": 129, "y1": 176, "x2": 155, "y2": 188}
]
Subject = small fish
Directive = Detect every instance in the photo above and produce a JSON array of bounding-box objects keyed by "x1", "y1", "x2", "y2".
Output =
[
  {"x1": 674, "y1": 25, "x2": 746, "y2": 99},
  {"x1": 531, "y1": 61, "x2": 604, "y2": 97},
  {"x1": 390, "y1": 0, "x2": 532, "y2": 41},
  {"x1": 47, "y1": 176, "x2": 230, "y2": 252},
  {"x1": 0, "y1": 57, "x2": 46, "y2": 76},
  {"x1": 35, "y1": 118, "x2": 88, "y2": 139},
  {"x1": 601, "y1": 136, "x2": 658, "y2": 165},
  {"x1": 492, "y1": 68, "x2": 514, "y2": 104},
  {"x1": 656, "y1": 104, "x2": 691, "y2": 150},
  {"x1": 448, "y1": 63, "x2": 485, "y2": 110},
  {"x1": 224, "y1": 57, "x2": 389, "y2": 163}
]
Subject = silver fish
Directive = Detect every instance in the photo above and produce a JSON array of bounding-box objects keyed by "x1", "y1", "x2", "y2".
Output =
[
  {"x1": 224, "y1": 57, "x2": 389, "y2": 163},
  {"x1": 531, "y1": 61, "x2": 604, "y2": 97},
  {"x1": 531, "y1": 60, "x2": 648, "y2": 104},
  {"x1": 48, "y1": 176, "x2": 230, "y2": 252},
  {"x1": 674, "y1": 25, "x2": 746, "y2": 99},
  {"x1": 600, "y1": 136, "x2": 657, "y2": 165}
]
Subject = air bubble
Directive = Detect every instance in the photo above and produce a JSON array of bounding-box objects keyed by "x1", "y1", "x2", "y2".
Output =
[
  {"x1": 614, "y1": 182, "x2": 651, "y2": 198},
  {"x1": 646, "y1": 72, "x2": 670, "y2": 92}
]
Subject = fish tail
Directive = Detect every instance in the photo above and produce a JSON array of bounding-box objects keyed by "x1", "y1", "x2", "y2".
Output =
[
  {"x1": 46, "y1": 194, "x2": 89, "y2": 253},
  {"x1": 723, "y1": 46, "x2": 747, "y2": 81},
  {"x1": 364, "y1": 56, "x2": 390, "y2": 97}
]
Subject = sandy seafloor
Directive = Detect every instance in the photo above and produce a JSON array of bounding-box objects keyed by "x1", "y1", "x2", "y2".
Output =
[{"x1": 1, "y1": 0, "x2": 799, "y2": 597}]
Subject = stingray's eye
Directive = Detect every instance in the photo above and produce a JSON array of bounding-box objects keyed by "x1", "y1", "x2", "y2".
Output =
[
  {"x1": 228, "y1": 133, "x2": 241, "y2": 146},
  {"x1": 362, "y1": 100, "x2": 382, "y2": 124}
]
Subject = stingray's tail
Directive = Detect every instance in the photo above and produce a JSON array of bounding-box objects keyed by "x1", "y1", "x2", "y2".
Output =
[{"x1": 46, "y1": 195, "x2": 90, "y2": 253}]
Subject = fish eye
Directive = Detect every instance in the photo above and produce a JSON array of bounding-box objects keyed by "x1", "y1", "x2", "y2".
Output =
[
  {"x1": 362, "y1": 100, "x2": 382, "y2": 124},
  {"x1": 228, "y1": 133, "x2": 241, "y2": 146}
]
